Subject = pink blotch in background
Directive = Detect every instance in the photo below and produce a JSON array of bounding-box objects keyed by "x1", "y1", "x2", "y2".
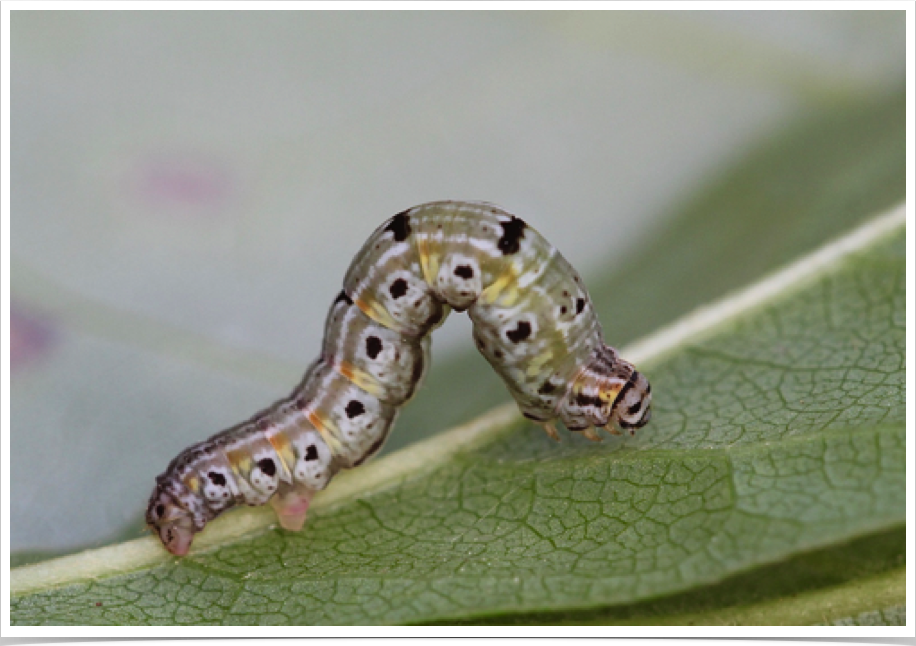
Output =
[
  {"x1": 10, "y1": 304, "x2": 57, "y2": 374},
  {"x1": 132, "y1": 153, "x2": 235, "y2": 216}
]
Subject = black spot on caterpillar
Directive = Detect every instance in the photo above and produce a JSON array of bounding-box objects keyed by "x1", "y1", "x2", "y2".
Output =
[
  {"x1": 257, "y1": 458, "x2": 276, "y2": 477},
  {"x1": 365, "y1": 336, "x2": 383, "y2": 359},
  {"x1": 505, "y1": 320, "x2": 532, "y2": 343},
  {"x1": 497, "y1": 215, "x2": 526, "y2": 255},
  {"x1": 389, "y1": 278, "x2": 408, "y2": 299},
  {"x1": 334, "y1": 289, "x2": 353, "y2": 306},
  {"x1": 345, "y1": 400, "x2": 365, "y2": 419},
  {"x1": 147, "y1": 200, "x2": 651, "y2": 555},
  {"x1": 385, "y1": 211, "x2": 412, "y2": 242},
  {"x1": 454, "y1": 265, "x2": 474, "y2": 279}
]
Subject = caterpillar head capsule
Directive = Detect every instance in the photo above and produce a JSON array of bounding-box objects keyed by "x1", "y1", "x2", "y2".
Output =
[
  {"x1": 610, "y1": 369, "x2": 652, "y2": 433},
  {"x1": 560, "y1": 345, "x2": 652, "y2": 436},
  {"x1": 146, "y1": 488, "x2": 196, "y2": 556}
]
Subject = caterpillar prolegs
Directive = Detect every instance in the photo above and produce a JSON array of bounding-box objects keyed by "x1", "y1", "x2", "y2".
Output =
[{"x1": 147, "y1": 201, "x2": 652, "y2": 555}]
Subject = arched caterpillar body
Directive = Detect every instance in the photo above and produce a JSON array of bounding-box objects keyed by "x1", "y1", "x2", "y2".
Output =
[{"x1": 147, "y1": 201, "x2": 652, "y2": 555}]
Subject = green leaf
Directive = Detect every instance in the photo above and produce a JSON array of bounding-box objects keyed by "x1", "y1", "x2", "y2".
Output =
[
  {"x1": 437, "y1": 527, "x2": 906, "y2": 626},
  {"x1": 10, "y1": 204, "x2": 905, "y2": 625}
]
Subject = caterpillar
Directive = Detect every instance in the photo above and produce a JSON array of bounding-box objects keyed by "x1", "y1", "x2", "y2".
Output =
[{"x1": 147, "y1": 201, "x2": 652, "y2": 556}]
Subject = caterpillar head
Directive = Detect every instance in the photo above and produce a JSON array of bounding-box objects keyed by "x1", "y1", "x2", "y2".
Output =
[
  {"x1": 146, "y1": 487, "x2": 196, "y2": 556},
  {"x1": 560, "y1": 346, "x2": 652, "y2": 436},
  {"x1": 609, "y1": 369, "x2": 652, "y2": 432}
]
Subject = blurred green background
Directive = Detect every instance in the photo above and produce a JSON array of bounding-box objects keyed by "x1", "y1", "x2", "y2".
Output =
[{"x1": 10, "y1": 11, "x2": 904, "y2": 560}]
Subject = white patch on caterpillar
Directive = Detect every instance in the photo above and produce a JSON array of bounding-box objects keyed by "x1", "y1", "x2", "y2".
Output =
[
  {"x1": 290, "y1": 429, "x2": 334, "y2": 490},
  {"x1": 200, "y1": 464, "x2": 238, "y2": 507},
  {"x1": 434, "y1": 254, "x2": 483, "y2": 311}
]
